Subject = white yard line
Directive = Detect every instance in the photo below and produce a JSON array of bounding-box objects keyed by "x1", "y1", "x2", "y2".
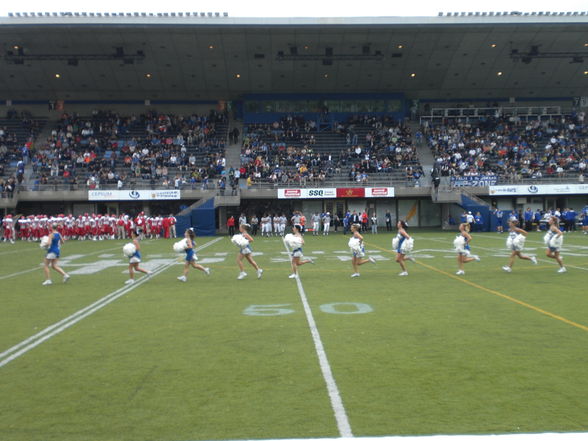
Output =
[
  {"x1": 0, "y1": 237, "x2": 223, "y2": 368},
  {"x1": 282, "y1": 241, "x2": 353, "y2": 438},
  {"x1": 0, "y1": 266, "x2": 41, "y2": 281},
  {"x1": 0, "y1": 261, "x2": 174, "y2": 367},
  {"x1": 0, "y1": 242, "x2": 151, "y2": 281},
  {"x1": 0, "y1": 247, "x2": 39, "y2": 256}
]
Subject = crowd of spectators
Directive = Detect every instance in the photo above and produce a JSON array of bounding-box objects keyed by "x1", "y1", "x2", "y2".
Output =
[
  {"x1": 338, "y1": 115, "x2": 423, "y2": 183},
  {"x1": 240, "y1": 116, "x2": 335, "y2": 185},
  {"x1": 425, "y1": 114, "x2": 587, "y2": 181},
  {"x1": 11, "y1": 106, "x2": 588, "y2": 192},
  {"x1": 27, "y1": 109, "x2": 227, "y2": 189},
  {"x1": 0, "y1": 111, "x2": 44, "y2": 195},
  {"x1": 239, "y1": 115, "x2": 423, "y2": 185}
]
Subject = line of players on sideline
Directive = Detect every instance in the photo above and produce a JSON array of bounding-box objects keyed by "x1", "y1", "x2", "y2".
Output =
[
  {"x1": 490, "y1": 206, "x2": 588, "y2": 234},
  {"x1": 227, "y1": 210, "x2": 394, "y2": 237},
  {"x1": 37, "y1": 208, "x2": 581, "y2": 286},
  {"x1": 1, "y1": 213, "x2": 178, "y2": 243}
]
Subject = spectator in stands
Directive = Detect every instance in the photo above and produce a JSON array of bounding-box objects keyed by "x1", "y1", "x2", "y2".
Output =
[{"x1": 425, "y1": 116, "x2": 587, "y2": 182}]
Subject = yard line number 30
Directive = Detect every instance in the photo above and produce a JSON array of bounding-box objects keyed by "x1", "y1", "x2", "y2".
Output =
[{"x1": 243, "y1": 303, "x2": 373, "y2": 316}]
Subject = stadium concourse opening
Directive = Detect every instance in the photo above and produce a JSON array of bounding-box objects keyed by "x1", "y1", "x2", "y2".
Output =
[{"x1": 1, "y1": 11, "x2": 588, "y2": 441}]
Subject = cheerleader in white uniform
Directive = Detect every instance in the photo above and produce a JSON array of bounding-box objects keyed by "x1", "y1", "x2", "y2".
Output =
[
  {"x1": 393, "y1": 221, "x2": 414, "y2": 276},
  {"x1": 236, "y1": 224, "x2": 263, "y2": 280},
  {"x1": 502, "y1": 220, "x2": 537, "y2": 272},
  {"x1": 42, "y1": 224, "x2": 70, "y2": 285},
  {"x1": 288, "y1": 225, "x2": 314, "y2": 279},
  {"x1": 349, "y1": 224, "x2": 376, "y2": 278},
  {"x1": 455, "y1": 222, "x2": 480, "y2": 276},
  {"x1": 177, "y1": 228, "x2": 211, "y2": 282},
  {"x1": 125, "y1": 230, "x2": 152, "y2": 284},
  {"x1": 545, "y1": 217, "x2": 566, "y2": 273}
]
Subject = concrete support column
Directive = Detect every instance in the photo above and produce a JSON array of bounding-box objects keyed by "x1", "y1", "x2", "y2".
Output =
[{"x1": 217, "y1": 206, "x2": 227, "y2": 234}]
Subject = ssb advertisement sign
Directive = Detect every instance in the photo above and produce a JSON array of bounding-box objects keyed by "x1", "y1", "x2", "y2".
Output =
[
  {"x1": 277, "y1": 187, "x2": 395, "y2": 199},
  {"x1": 489, "y1": 184, "x2": 588, "y2": 196},
  {"x1": 277, "y1": 188, "x2": 337, "y2": 199},
  {"x1": 88, "y1": 189, "x2": 181, "y2": 201}
]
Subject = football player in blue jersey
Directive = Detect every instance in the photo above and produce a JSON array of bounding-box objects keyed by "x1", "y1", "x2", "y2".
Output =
[{"x1": 494, "y1": 208, "x2": 504, "y2": 233}]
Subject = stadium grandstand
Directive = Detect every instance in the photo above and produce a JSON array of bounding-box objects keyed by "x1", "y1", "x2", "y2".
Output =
[
  {"x1": 0, "y1": 11, "x2": 587, "y2": 233},
  {"x1": 2, "y1": 9, "x2": 588, "y2": 441}
]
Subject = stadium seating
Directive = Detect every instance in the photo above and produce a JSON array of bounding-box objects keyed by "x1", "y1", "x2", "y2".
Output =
[
  {"x1": 26, "y1": 110, "x2": 228, "y2": 190},
  {"x1": 240, "y1": 115, "x2": 423, "y2": 185},
  {"x1": 4, "y1": 108, "x2": 585, "y2": 192},
  {"x1": 0, "y1": 112, "x2": 48, "y2": 192},
  {"x1": 425, "y1": 115, "x2": 587, "y2": 182}
]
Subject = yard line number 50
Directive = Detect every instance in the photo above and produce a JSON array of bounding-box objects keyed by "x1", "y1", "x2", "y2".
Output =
[{"x1": 243, "y1": 302, "x2": 373, "y2": 316}]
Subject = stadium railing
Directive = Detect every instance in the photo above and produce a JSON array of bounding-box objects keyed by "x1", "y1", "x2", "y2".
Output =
[
  {"x1": 7, "y1": 173, "x2": 584, "y2": 194},
  {"x1": 420, "y1": 105, "x2": 563, "y2": 123}
]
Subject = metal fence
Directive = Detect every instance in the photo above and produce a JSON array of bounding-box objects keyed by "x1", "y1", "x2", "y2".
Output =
[{"x1": 2, "y1": 174, "x2": 585, "y2": 197}]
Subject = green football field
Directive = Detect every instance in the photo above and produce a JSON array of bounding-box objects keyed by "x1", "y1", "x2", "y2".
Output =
[{"x1": 1, "y1": 230, "x2": 588, "y2": 441}]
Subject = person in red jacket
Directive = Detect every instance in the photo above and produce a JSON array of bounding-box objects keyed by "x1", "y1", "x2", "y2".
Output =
[
  {"x1": 162, "y1": 216, "x2": 171, "y2": 239},
  {"x1": 227, "y1": 215, "x2": 236, "y2": 235},
  {"x1": 361, "y1": 211, "x2": 369, "y2": 232}
]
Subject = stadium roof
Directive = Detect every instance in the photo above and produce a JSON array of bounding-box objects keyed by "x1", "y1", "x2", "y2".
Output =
[{"x1": 1, "y1": 14, "x2": 588, "y2": 102}]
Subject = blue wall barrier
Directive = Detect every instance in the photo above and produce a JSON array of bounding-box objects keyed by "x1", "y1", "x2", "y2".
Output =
[{"x1": 176, "y1": 198, "x2": 216, "y2": 238}]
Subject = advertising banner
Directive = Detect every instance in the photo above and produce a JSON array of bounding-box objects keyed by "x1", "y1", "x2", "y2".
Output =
[
  {"x1": 489, "y1": 184, "x2": 588, "y2": 196},
  {"x1": 277, "y1": 188, "x2": 337, "y2": 199},
  {"x1": 88, "y1": 189, "x2": 181, "y2": 201},
  {"x1": 277, "y1": 187, "x2": 395, "y2": 199},
  {"x1": 336, "y1": 187, "x2": 365, "y2": 198},
  {"x1": 364, "y1": 187, "x2": 395, "y2": 198},
  {"x1": 451, "y1": 176, "x2": 498, "y2": 187}
]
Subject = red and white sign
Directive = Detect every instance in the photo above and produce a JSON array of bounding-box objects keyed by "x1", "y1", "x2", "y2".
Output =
[
  {"x1": 282, "y1": 189, "x2": 302, "y2": 198},
  {"x1": 336, "y1": 188, "x2": 365, "y2": 198},
  {"x1": 277, "y1": 187, "x2": 395, "y2": 199},
  {"x1": 365, "y1": 187, "x2": 395, "y2": 198}
]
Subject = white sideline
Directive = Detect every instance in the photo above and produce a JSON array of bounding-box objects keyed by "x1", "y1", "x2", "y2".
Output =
[
  {"x1": 0, "y1": 237, "x2": 223, "y2": 368},
  {"x1": 282, "y1": 240, "x2": 353, "y2": 438},
  {"x1": 210, "y1": 434, "x2": 587, "y2": 441}
]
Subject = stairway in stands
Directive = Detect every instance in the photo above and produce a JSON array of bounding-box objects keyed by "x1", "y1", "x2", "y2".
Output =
[
  {"x1": 23, "y1": 116, "x2": 60, "y2": 185},
  {"x1": 0, "y1": 115, "x2": 50, "y2": 196},
  {"x1": 407, "y1": 120, "x2": 433, "y2": 186},
  {"x1": 225, "y1": 119, "x2": 243, "y2": 170}
]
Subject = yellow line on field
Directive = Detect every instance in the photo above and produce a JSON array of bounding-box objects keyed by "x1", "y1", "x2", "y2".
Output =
[
  {"x1": 366, "y1": 241, "x2": 588, "y2": 334},
  {"x1": 512, "y1": 265, "x2": 553, "y2": 270}
]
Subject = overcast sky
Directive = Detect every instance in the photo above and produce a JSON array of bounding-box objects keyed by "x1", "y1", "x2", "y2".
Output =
[{"x1": 1, "y1": 0, "x2": 588, "y2": 18}]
